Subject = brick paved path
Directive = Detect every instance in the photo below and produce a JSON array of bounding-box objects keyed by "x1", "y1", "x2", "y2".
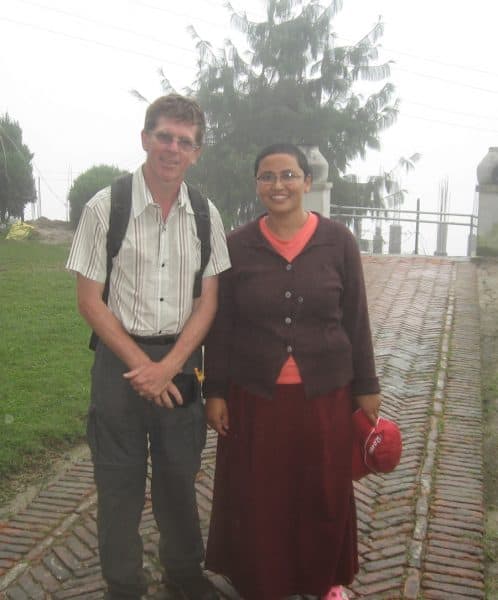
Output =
[{"x1": 0, "y1": 257, "x2": 484, "y2": 599}]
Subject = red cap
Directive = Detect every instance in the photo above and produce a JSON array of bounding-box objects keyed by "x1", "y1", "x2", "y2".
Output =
[{"x1": 352, "y1": 409, "x2": 402, "y2": 480}]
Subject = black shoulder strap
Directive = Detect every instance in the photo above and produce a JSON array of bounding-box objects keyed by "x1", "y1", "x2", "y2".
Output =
[
  {"x1": 89, "y1": 173, "x2": 133, "y2": 350},
  {"x1": 187, "y1": 184, "x2": 211, "y2": 298}
]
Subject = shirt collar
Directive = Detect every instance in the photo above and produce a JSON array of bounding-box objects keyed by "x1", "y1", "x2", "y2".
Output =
[
  {"x1": 131, "y1": 166, "x2": 193, "y2": 218},
  {"x1": 236, "y1": 212, "x2": 334, "y2": 248}
]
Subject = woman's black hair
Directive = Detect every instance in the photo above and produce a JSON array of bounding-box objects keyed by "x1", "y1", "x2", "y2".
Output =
[{"x1": 254, "y1": 143, "x2": 313, "y2": 178}]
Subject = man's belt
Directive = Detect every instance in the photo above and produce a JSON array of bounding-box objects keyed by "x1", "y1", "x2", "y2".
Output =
[{"x1": 130, "y1": 334, "x2": 178, "y2": 345}]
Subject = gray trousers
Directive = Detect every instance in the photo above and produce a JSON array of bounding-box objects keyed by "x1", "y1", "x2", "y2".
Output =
[{"x1": 87, "y1": 341, "x2": 206, "y2": 598}]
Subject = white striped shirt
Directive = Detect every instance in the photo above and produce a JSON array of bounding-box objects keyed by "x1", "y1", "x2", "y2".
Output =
[{"x1": 66, "y1": 167, "x2": 231, "y2": 335}]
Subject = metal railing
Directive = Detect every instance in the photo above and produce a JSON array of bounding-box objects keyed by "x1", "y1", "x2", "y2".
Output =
[{"x1": 330, "y1": 200, "x2": 478, "y2": 257}]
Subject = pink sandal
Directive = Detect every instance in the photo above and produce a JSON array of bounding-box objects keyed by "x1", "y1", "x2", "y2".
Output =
[{"x1": 322, "y1": 585, "x2": 349, "y2": 599}]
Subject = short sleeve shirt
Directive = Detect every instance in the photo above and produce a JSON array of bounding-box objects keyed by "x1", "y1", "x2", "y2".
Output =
[{"x1": 66, "y1": 167, "x2": 231, "y2": 335}]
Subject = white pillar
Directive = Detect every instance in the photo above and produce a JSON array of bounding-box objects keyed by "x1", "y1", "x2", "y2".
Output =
[
  {"x1": 476, "y1": 147, "x2": 498, "y2": 255},
  {"x1": 299, "y1": 145, "x2": 332, "y2": 217}
]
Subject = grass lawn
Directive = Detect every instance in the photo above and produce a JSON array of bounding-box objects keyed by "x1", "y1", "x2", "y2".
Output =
[{"x1": 0, "y1": 239, "x2": 92, "y2": 503}]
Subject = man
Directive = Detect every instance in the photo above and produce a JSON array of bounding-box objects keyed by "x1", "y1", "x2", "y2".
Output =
[{"x1": 66, "y1": 94, "x2": 230, "y2": 600}]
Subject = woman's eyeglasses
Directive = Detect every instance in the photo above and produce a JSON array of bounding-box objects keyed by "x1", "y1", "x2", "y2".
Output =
[
  {"x1": 152, "y1": 132, "x2": 199, "y2": 153},
  {"x1": 256, "y1": 170, "x2": 303, "y2": 185}
]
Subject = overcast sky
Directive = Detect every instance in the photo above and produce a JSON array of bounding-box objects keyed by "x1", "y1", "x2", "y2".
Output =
[{"x1": 2, "y1": 0, "x2": 497, "y2": 255}]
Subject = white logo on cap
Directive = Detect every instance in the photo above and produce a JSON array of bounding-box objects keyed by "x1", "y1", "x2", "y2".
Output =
[{"x1": 368, "y1": 433, "x2": 383, "y2": 455}]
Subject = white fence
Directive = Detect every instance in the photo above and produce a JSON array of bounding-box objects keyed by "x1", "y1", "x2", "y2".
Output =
[{"x1": 330, "y1": 201, "x2": 478, "y2": 257}]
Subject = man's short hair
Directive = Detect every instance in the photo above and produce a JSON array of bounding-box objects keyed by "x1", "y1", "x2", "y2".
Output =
[{"x1": 144, "y1": 94, "x2": 206, "y2": 145}]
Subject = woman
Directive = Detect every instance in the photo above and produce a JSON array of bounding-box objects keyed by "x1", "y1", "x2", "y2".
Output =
[{"x1": 204, "y1": 143, "x2": 381, "y2": 600}]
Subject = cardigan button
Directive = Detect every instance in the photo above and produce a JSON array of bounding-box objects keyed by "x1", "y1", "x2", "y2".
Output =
[
  {"x1": 286, "y1": 263, "x2": 292, "y2": 271},
  {"x1": 285, "y1": 317, "x2": 292, "y2": 325},
  {"x1": 286, "y1": 345, "x2": 293, "y2": 353},
  {"x1": 284, "y1": 290, "x2": 292, "y2": 299},
  {"x1": 297, "y1": 296, "x2": 304, "y2": 303}
]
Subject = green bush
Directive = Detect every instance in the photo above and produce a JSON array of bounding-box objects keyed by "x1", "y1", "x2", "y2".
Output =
[{"x1": 69, "y1": 164, "x2": 128, "y2": 229}]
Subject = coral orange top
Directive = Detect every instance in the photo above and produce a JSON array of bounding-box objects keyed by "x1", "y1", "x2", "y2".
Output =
[{"x1": 259, "y1": 212, "x2": 319, "y2": 383}]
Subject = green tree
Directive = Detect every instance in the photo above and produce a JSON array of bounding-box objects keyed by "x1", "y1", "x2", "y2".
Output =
[
  {"x1": 69, "y1": 164, "x2": 128, "y2": 228},
  {"x1": 0, "y1": 114, "x2": 36, "y2": 224},
  {"x1": 181, "y1": 0, "x2": 399, "y2": 227}
]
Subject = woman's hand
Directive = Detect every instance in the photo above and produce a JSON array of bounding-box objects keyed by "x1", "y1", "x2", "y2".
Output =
[
  {"x1": 355, "y1": 393, "x2": 382, "y2": 426},
  {"x1": 206, "y1": 397, "x2": 229, "y2": 436}
]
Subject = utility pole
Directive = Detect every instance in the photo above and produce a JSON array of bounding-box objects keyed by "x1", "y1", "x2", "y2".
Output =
[
  {"x1": 66, "y1": 165, "x2": 72, "y2": 221},
  {"x1": 414, "y1": 198, "x2": 420, "y2": 255},
  {"x1": 435, "y1": 177, "x2": 449, "y2": 256},
  {"x1": 37, "y1": 177, "x2": 42, "y2": 219}
]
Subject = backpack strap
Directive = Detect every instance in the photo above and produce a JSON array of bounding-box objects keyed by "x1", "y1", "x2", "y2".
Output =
[
  {"x1": 89, "y1": 173, "x2": 133, "y2": 350},
  {"x1": 187, "y1": 184, "x2": 211, "y2": 298}
]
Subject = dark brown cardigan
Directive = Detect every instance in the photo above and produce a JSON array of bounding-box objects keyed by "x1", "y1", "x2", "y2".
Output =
[{"x1": 204, "y1": 213, "x2": 380, "y2": 400}]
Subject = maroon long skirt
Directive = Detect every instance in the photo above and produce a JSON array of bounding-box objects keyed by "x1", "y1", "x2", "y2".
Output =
[{"x1": 205, "y1": 384, "x2": 358, "y2": 600}]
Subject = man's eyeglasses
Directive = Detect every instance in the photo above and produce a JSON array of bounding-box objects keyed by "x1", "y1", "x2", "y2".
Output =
[
  {"x1": 152, "y1": 132, "x2": 199, "y2": 153},
  {"x1": 256, "y1": 170, "x2": 303, "y2": 185}
]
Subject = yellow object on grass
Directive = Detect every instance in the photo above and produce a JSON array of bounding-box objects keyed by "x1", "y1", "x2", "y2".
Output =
[{"x1": 6, "y1": 222, "x2": 35, "y2": 240}]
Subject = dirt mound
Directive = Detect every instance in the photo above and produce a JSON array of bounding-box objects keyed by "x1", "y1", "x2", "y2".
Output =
[{"x1": 27, "y1": 217, "x2": 74, "y2": 245}]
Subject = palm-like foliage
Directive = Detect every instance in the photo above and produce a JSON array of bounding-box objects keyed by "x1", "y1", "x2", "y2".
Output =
[
  {"x1": 370, "y1": 152, "x2": 422, "y2": 213},
  {"x1": 332, "y1": 152, "x2": 421, "y2": 235}
]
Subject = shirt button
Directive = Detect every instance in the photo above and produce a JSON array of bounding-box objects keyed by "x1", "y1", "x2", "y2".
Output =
[
  {"x1": 284, "y1": 291, "x2": 292, "y2": 299},
  {"x1": 160, "y1": 298, "x2": 164, "y2": 302},
  {"x1": 285, "y1": 317, "x2": 292, "y2": 325},
  {"x1": 286, "y1": 263, "x2": 292, "y2": 271},
  {"x1": 161, "y1": 263, "x2": 165, "y2": 267},
  {"x1": 297, "y1": 296, "x2": 304, "y2": 303},
  {"x1": 286, "y1": 345, "x2": 293, "y2": 353}
]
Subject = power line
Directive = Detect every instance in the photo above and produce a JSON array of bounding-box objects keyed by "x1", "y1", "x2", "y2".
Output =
[
  {"x1": 393, "y1": 65, "x2": 498, "y2": 95},
  {"x1": 400, "y1": 111, "x2": 498, "y2": 135},
  {"x1": 14, "y1": 0, "x2": 197, "y2": 55},
  {"x1": 133, "y1": 0, "x2": 265, "y2": 23},
  {"x1": 402, "y1": 99, "x2": 498, "y2": 123},
  {"x1": 334, "y1": 35, "x2": 498, "y2": 79},
  {"x1": 0, "y1": 16, "x2": 195, "y2": 70},
  {"x1": 32, "y1": 162, "x2": 67, "y2": 207},
  {"x1": 388, "y1": 48, "x2": 498, "y2": 79},
  {"x1": 132, "y1": 0, "x2": 228, "y2": 29}
]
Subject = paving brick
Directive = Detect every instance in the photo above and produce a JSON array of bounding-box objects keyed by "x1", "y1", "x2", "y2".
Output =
[
  {"x1": 4, "y1": 519, "x2": 49, "y2": 533},
  {"x1": 17, "y1": 571, "x2": 45, "y2": 597},
  {"x1": 73, "y1": 525, "x2": 97, "y2": 550},
  {"x1": 64, "y1": 535, "x2": 94, "y2": 562},
  {"x1": 4, "y1": 586, "x2": 30, "y2": 600},
  {"x1": 72, "y1": 562, "x2": 102, "y2": 578},
  {"x1": 0, "y1": 550, "x2": 23, "y2": 560},
  {"x1": 422, "y1": 580, "x2": 485, "y2": 598},
  {"x1": 52, "y1": 577, "x2": 105, "y2": 599},
  {"x1": 0, "y1": 557, "x2": 15, "y2": 571},
  {"x1": 52, "y1": 545, "x2": 81, "y2": 571},
  {"x1": 42, "y1": 552, "x2": 72, "y2": 582},
  {"x1": 30, "y1": 563, "x2": 61, "y2": 593}
]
